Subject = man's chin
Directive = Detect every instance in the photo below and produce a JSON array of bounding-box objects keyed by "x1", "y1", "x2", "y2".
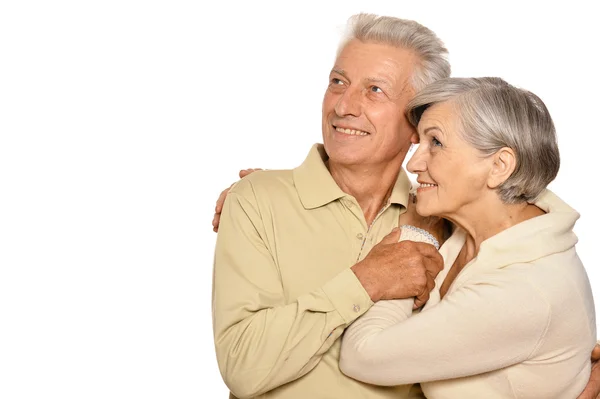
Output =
[{"x1": 325, "y1": 149, "x2": 366, "y2": 167}]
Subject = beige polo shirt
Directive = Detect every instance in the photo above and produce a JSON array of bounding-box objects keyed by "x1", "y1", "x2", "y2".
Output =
[{"x1": 213, "y1": 144, "x2": 413, "y2": 398}]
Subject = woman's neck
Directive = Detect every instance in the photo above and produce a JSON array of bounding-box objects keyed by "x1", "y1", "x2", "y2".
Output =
[{"x1": 446, "y1": 194, "x2": 545, "y2": 254}]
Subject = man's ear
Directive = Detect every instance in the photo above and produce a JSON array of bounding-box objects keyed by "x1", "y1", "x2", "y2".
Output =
[
  {"x1": 410, "y1": 132, "x2": 420, "y2": 144},
  {"x1": 487, "y1": 147, "x2": 516, "y2": 189}
]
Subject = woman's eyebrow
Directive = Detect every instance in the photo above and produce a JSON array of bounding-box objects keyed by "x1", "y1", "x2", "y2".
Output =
[{"x1": 420, "y1": 126, "x2": 441, "y2": 136}]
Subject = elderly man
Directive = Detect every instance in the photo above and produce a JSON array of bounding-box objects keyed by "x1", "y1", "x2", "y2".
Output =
[{"x1": 212, "y1": 13, "x2": 600, "y2": 399}]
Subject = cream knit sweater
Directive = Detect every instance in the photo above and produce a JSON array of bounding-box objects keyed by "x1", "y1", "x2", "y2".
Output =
[{"x1": 340, "y1": 190, "x2": 597, "y2": 398}]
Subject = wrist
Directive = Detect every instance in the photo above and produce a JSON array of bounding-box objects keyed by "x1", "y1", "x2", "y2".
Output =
[
  {"x1": 399, "y1": 225, "x2": 440, "y2": 249},
  {"x1": 351, "y1": 261, "x2": 380, "y2": 302}
]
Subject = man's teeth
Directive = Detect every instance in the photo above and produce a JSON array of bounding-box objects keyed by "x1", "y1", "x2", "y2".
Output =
[
  {"x1": 419, "y1": 183, "x2": 437, "y2": 188},
  {"x1": 336, "y1": 127, "x2": 369, "y2": 136}
]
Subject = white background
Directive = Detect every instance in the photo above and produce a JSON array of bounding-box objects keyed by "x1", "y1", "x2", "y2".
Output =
[{"x1": 1, "y1": 1, "x2": 598, "y2": 398}]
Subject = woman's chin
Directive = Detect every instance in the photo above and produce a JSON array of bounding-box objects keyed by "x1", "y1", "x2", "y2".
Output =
[{"x1": 415, "y1": 203, "x2": 432, "y2": 217}]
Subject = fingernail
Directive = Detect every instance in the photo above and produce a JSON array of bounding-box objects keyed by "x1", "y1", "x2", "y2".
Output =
[{"x1": 391, "y1": 227, "x2": 399, "y2": 232}]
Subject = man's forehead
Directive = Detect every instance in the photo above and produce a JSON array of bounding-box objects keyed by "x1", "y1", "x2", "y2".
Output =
[{"x1": 333, "y1": 40, "x2": 416, "y2": 82}]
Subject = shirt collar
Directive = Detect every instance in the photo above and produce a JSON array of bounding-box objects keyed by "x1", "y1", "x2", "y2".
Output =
[{"x1": 293, "y1": 143, "x2": 412, "y2": 209}]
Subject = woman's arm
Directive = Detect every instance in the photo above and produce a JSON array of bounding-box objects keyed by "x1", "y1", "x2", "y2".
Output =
[{"x1": 339, "y1": 269, "x2": 550, "y2": 385}]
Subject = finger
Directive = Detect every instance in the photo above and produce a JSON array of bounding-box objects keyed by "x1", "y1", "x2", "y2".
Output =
[
  {"x1": 380, "y1": 228, "x2": 401, "y2": 245},
  {"x1": 413, "y1": 274, "x2": 436, "y2": 310},
  {"x1": 215, "y1": 188, "x2": 230, "y2": 213},
  {"x1": 413, "y1": 288, "x2": 430, "y2": 310},
  {"x1": 415, "y1": 274, "x2": 435, "y2": 308},
  {"x1": 212, "y1": 213, "x2": 221, "y2": 231},
  {"x1": 413, "y1": 297, "x2": 424, "y2": 310},
  {"x1": 416, "y1": 242, "x2": 444, "y2": 261},
  {"x1": 592, "y1": 342, "x2": 600, "y2": 362},
  {"x1": 423, "y1": 256, "x2": 444, "y2": 279},
  {"x1": 426, "y1": 272, "x2": 436, "y2": 292},
  {"x1": 415, "y1": 244, "x2": 443, "y2": 272},
  {"x1": 239, "y1": 168, "x2": 263, "y2": 178}
]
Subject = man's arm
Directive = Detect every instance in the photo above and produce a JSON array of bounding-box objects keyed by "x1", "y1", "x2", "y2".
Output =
[
  {"x1": 213, "y1": 179, "x2": 442, "y2": 398},
  {"x1": 213, "y1": 185, "x2": 370, "y2": 398}
]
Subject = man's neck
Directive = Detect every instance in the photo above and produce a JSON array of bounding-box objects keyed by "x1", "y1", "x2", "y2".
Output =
[{"x1": 328, "y1": 160, "x2": 403, "y2": 225}]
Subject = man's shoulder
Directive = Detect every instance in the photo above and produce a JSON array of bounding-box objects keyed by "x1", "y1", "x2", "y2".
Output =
[{"x1": 229, "y1": 169, "x2": 297, "y2": 199}]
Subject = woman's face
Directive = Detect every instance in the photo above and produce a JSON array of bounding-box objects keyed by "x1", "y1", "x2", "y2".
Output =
[{"x1": 406, "y1": 101, "x2": 494, "y2": 219}]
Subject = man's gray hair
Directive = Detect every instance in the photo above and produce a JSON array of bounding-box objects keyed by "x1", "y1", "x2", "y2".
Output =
[
  {"x1": 407, "y1": 77, "x2": 560, "y2": 204},
  {"x1": 339, "y1": 13, "x2": 451, "y2": 92}
]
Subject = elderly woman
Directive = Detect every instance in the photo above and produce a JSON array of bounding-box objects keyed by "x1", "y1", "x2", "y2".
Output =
[{"x1": 338, "y1": 77, "x2": 597, "y2": 397}]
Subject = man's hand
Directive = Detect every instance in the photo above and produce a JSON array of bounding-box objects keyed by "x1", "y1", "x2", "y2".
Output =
[
  {"x1": 351, "y1": 228, "x2": 443, "y2": 307},
  {"x1": 399, "y1": 193, "x2": 451, "y2": 246},
  {"x1": 212, "y1": 168, "x2": 262, "y2": 232},
  {"x1": 577, "y1": 342, "x2": 600, "y2": 399}
]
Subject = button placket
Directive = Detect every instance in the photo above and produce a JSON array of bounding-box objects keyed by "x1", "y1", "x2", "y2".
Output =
[{"x1": 355, "y1": 203, "x2": 391, "y2": 262}]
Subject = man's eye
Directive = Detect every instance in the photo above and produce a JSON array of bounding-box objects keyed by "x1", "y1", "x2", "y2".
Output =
[
  {"x1": 331, "y1": 78, "x2": 344, "y2": 85},
  {"x1": 432, "y1": 137, "x2": 442, "y2": 147},
  {"x1": 371, "y1": 86, "x2": 383, "y2": 93}
]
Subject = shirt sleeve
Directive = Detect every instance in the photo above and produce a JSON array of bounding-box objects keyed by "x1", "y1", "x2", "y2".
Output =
[
  {"x1": 212, "y1": 186, "x2": 373, "y2": 398},
  {"x1": 339, "y1": 270, "x2": 550, "y2": 385}
]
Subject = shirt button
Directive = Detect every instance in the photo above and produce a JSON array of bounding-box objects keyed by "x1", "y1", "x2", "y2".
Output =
[
  {"x1": 353, "y1": 304, "x2": 361, "y2": 313},
  {"x1": 356, "y1": 233, "x2": 364, "y2": 240}
]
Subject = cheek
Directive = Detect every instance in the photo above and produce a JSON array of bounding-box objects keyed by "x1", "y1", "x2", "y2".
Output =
[
  {"x1": 439, "y1": 158, "x2": 489, "y2": 196},
  {"x1": 380, "y1": 114, "x2": 411, "y2": 146},
  {"x1": 367, "y1": 105, "x2": 399, "y2": 127},
  {"x1": 322, "y1": 91, "x2": 337, "y2": 112},
  {"x1": 425, "y1": 152, "x2": 444, "y2": 176}
]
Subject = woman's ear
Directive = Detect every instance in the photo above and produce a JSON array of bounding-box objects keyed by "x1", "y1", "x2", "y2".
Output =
[{"x1": 487, "y1": 147, "x2": 516, "y2": 189}]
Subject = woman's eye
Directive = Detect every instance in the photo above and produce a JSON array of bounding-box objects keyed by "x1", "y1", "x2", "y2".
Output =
[{"x1": 432, "y1": 137, "x2": 442, "y2": 147}]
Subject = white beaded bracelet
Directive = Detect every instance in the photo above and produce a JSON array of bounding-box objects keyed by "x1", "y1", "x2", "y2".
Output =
[{"x1": 399, "y1": 224, "x2": 440, "y2": 250}]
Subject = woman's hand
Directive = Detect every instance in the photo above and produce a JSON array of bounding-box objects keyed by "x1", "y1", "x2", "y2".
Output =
[
  {"x1": 212, "y1": 169, "x2": 262, "y2": 232},
  {"x1": 399, "y1": 193, "x2": 451, "y2": 247},
  {"x1": 576, "y1": 343, "x2": 600, "y2": 399}
]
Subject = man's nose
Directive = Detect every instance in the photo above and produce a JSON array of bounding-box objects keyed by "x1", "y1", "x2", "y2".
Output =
[{"x1": 334, "y1": 87, "x2": 361, "y2": 117}]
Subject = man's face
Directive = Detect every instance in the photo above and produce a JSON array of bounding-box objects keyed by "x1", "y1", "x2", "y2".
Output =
[{"x1": 322, "y1": 39, "x2": 418, "y2": 168}]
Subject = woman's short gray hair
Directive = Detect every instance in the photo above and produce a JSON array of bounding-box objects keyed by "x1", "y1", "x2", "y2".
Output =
[
  {"x1": 339, "y1": 13, "x2": 451, "y2": 92},
  {"x1": 407, "y1": 77, "x2": 560, "y2": 204}
]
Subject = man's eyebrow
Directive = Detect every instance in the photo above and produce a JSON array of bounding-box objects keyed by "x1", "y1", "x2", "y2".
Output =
[
  {"x1": 365, "y1": 77, "x2": 392, "y2": 86},
  {"x1": 330, "y1": 68, "x2": 347, "y2": 78},
  {"x1": 330, "y1": 69, "x2": 394, "y2": 89}
]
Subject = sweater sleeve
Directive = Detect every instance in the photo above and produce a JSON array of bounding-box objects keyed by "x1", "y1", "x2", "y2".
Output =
[
  {"x1": 213, "y1": 187, "x2": 373, "y2": 398},
  {"x1": 339, "y1": 270, "x2": 550, "y2": 385}
]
